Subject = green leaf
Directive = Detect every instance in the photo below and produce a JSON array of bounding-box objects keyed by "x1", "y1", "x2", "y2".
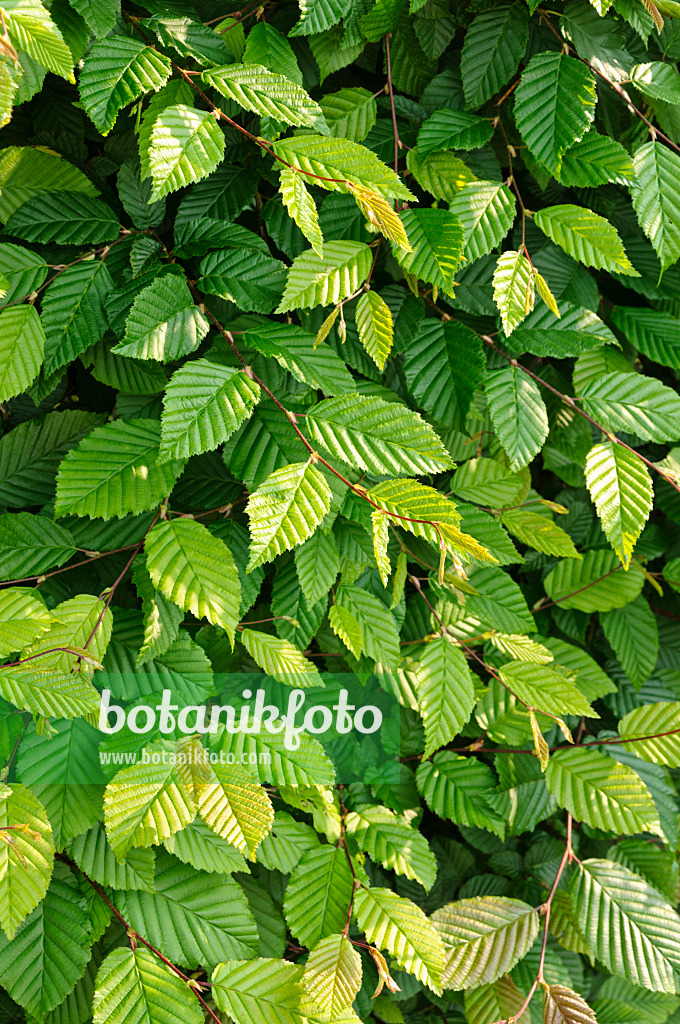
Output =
[
  {"x1": 403, "y1": 319, "x2": 485, "y2": 431},
  {"x1": 199, "y1": 248, "x2": 286, "y2": 313},
  {"x1": 413, "y1": 638, "x2": 476, "y2": 757},
  {"x1": 79, "y1": 37, "x2": 171, "y2": 134},
  {"x1": 115, "y1": 850, "x2": 258, "y2": 968},
  {"x1": 54, "y1": 419, "x2": 183, "y2": 520},
  {"x1": 355, "y1": 290, "x2": 394, "y2": 370},
  {"x1": 276, "y1": 241, "x2": 372, "y2": 312},
  {"x1": 145, "y1": 518, "x2": 241, "y2": 644},
  {"x1": 319, "y1": 87, "x2": 376, "y2": 142},
  {"x1": 543, "y1": 549, "x2": 644, "y2": 612},
  {"x1": 466, "y1": 564, "x2": 535, "y2": 634},
  {"x1": 581, "y1": 372, "x2": 680, "y2": 442},
  {"x1": 68, "y1": 820, "x2": 155, "y2": 892},
  {"x1": 5, "y1": 192, "x2": 119, "y2": 245},
  {"x1": 332, "y1": 583, "x2": 400, "y2": 667},
  {"x1": 619, "y1": 702, "x2": 680, "y2": 768},
  {"x1": 560, "y1": 132, "x2": 634, "y2": 187},
  {"x1": 284, "y1": 845, "x2": 354, "y2": 948},
  {"x1": 533, "y1": 205, "x2": 638, "y2": 276},
  {"x1": 611, "y1": 306, "x2": 680, "y2": 369},
  {"x1": 0, "y1": 784, "x2": 54, "y2": 941},
  {"x1": 68, "y1": 0, "x2": 119, "y2": 38},
  {"x1": 0, "y1": 242, "x2": 47, "y2": 304},
  {"x1": 406, "y1": 149, "x2": 477, "y2": 204},
  {"x1": 279, "y1": 167, "x2": 323, "y2": 256},
  {"x1": 500, "y1": 508, "x2": 581, "y2": 558},
  {"x1": 417, "y1": 109, "x2": 494, "y2": 157},
  {"x1": 289, "y1": 0, "x2": 351, "y2": 35},
  {"x1": 396, "y1": 208, "x2": 464, "y2": 295},
  {"x1": 514, "y1": 53, "x2": 596, "y2": 174},
  {"x1": 499, "y1": 660, "x2": 596, "y2": 718},
  {"x1": 212, "y1": 957, "x2": 306, "y2": 1024},
  {"x1": 600, "y1": 597, "x2": 659, "y2": 689},
  {"x1": 493, "y1": 250, "x2": 535, "y2": 335},
  {"x1": 113, "y1": 275, "x2": 209, "y2": 362},
  {"x1": 295, "y1": 530, "x2": 339, "y2": 608},
  {"x1": 631, "y1": 142, "x2": 680, "y2": 271},
  {"x1": 243, "y1": 22, "x2": 302, "y2": 82},
  {"x1": 22, "y1": 592, "x2": 112, "y2": 679},
  {"x1": 164, "y1": 817, "x2": 248, "y2": 876},
  {"x1": 303, "y1": 935, "x2": 362, "y2": 1016},
  {"x1": 0, "y1": 146, "x2": 97, "y2": 222},
  {"x1": 41, "y1": 260, "x2": 113, "y2": 376},
  {"x1": 543, "y1": 985, "x2": 598, "y2": 1024},
  {"x1": 571, "y1": 859, "x2": 680, "y2": 993},
  {"x1": 416, "y1": 753, "x2": 506, "y2": 837},
  {"x1": 485, "y1": 364, "x2": 549, "y2": 470},
  {"x1": 271, "y1": 134, "x2": 414, "y2": 202},
  {"x1": 354, "y1": 887, "x2": 445, "y2": 993},
  {"x1": 0, "y1": 666, "x2": 100, "y2": 718},
  {"x1": 240, "y1": 628, "x2": 324, "y2": 688},
  {"x1": 631, "y1": 61, "x2": 680, "y2": 103},
  {"x1": 546, "y1": 748, "x2": 662, "y2": 836},
  {"x1": 431, "y1": 896, "x2": 539, "y2": 990},
  {"x1": 448, "y1": 181, "x2": 516, "y2": 264},
  {"x1": 132, "y1": 556, "x2": 184, "y2": 666},
  {"x1": 204, "y1": 63, "x2": 327, "y2": 133},
  {"x1": 146, "y1": 103, "x2": 226, "y2": 201},
  {"x1": 0, "y1": 586, "x2": 53, "y2": 654},
  {"x1": 0, "y1": 304, "x2": 44, "y2": 401},
  {"x1": 245, "y1": 460, "x2": 331, "y2": 571},
  {"x1": 585, "y1": 442, "x2": 653, "y2": 567},
  {"x1": 92, "y1": 947, "x2": 204, "y2": 1024},
  {"x1": 345, "y1": 805, "x2": 437, "y2": 890},
  {"x1": 460, "y1": 4, "x2": 529, "y2": 109},
  {"x1": 306, "y1": 394, "x2": 453, "y2": 476},
  {"x1": 2, "y1": 1, "x2": 73, "y2": 80},
  {"x1": 242, "y1": 321, "x2": 355, "y2": 395},
  {"x1": 159, "y1": 359, "x2": 260, "y2": 463}
]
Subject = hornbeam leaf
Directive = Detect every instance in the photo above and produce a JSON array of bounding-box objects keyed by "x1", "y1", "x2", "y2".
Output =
[
  {"x1": 631, "y1": 142, "x2": 680, "y2": 271},
  {"x1": 306, "y1": 394, "x2": 453, "y2": 476},
  {"x1": 204, "y1": 63, "x2": 328, "y2": 132},
  {"x1": 333, "y1": 583, "x2": 400, "y2": 667},
  {"x1": 0, "y1": 305, "x2": 44, "y2": 402},
  {"x1": 395, "y1": 208, "x2": 464, "y2": 294},
  {"x1": 242, "y1": 321, "x2": 355, "y2": 395},
  {"x1": 276, "y1": 241, "x2": 372, "y2": 312},
  {"x1": 417, "y1": 109, "x2": 493, "y2": 157},
  {"x1": 403, "y1": 319, "x2": 485, "y2": 431},
  {"x1": 355, "y1": 290, "x2": 394, "y2": 369},
  {"x1": 543, "y1": 985, "x2": 598, "y2": 1024},
  {"x1": 113, "y1": 275, "x2": 210, "y2": 362},
  {"x1": 431, "y1": 896, "x2": 539, "y2": 990},
  {"x1": 41, "y1": 260, "x2": 113, "y2": 376},
  {"x1": 303, "y1": 935, "x2": 362, "y2": 1016},
  {"x1": 493, "y1": 250, "x2": 535, "y2": 335},
  {"x1": 0, "y1": 511, "x2": 75, "y2": 580},
  {"x1": 514, "y1": 53, "x2": 596, "y2": 174},
  {"x1": 145, "y1": 518, "x2": 241, "y2": 645},
  {"x1": 68, "y1": 821, "x2": 155, "y2": 892},
  {"x1": 0, "y1": 784, "x2": 54, "y2": 941},
  {"x1": 146, "y1": 103, "x2": 226, "y2": 201},
  {"x1": 245, "y1": 460, "x2": 331, "y2": 571},
  {"x1": 500, "y1": 508, "x2": 580, "y2": 559},
  {"x1": 543, "y1": 549, "x2": 644, "y2": 612},
  {"x1": 0, "y1": 146, "x2": 98, "y2": 223},
  {"x1": 1, "y1": 1, "x2": 73, "y2": 80},
  {"x1": 279, "y1": 167, "x2": 323, "y2": 255},
  {"x1": 416, "y1": 753, "x2": 506, "y2": 837},
  {"x1": 498, "y1": 660, "x2": 596, "y2": 718},
  {"x1": 320, "y1": 87, "x2": 376, "y2": 142},
  {"x1": 448, "y1": 181, "x2": 516, "y2": 264},
  {"x1": 55, "y1": 419, "x2": 183, "y2": 520},
  {"x1": 571, "y1": 859, "x2": 680, "y2": 992},
  {"x1": 485, "y1": 363, "x2": 549, "y2": 470},
  {"x1": 271, "y1": 134, "x2": 415, "y2": 201},
  {"x1": 93, "y1": 947, "x2": 204, "y2": 1024},
  {"x1": 345, "y1": 805, "x2": 438, "y2": 890},
  {"x1": 354, "y1": 887, "x2": 445, "y2": 993},
  {"x1": 212, "y1": 957, "x2": 306, "y2": 1024},
  {"x1": 546, "y1": 747, "x2": 663, "y2": 837},
  {"x1": 560, "y1": 132, "x2": 634, "y2": 187},
  {"x1": 612, "y1": 306, "x2": 680, "y2": 369},
  {"x1": 534, "y1": 205, "x2": 638, "y2": 276},
  {"x1": 413, "y1": 638, "x2": 476, "y2": 757},
  {"x1": 5, "y1": 192, "x2": 119, "y2": 245},
  {"x1": 460, "y1": 4, "x2": 529, "y2": 109},
  {"x1": 581, "y1": 372, "x2": 680, "y2": 442},
  {"x1": 284, "y1": 845, "x2": 354, "y2": 948},
  {"x1": 240, "y1": 628, "x2": 324, "y2": 688},
  {"x1": 159, "y1": 359, "x2": 260, "y2": 463},
  {"x1": 585, "y1": 441, "x2": 653, "y2": 567},
  {"x1": 79, "y1": 37, "x2": 171, "y2": 134},
  {"x1": 619, "y1": 702, "x2": 680, "y2": 768}
]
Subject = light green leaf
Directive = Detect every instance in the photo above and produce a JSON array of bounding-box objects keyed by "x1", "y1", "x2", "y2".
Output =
[
  {"x1": 306, "y1": 394, "x2": 453, "y2": 476},
  {"x1": 0, "y1": 784, "x2": 54, "y2": 941},
  {"x1": 546, "y1": 747, "x2": 662, "y2": 836},
  {"x1": 79, "y1": 37, "x2": 171, "y2": 133},
  {"x1": 320, "y1": 87, "x2": 376, "y2": 142},
  {"x1": 448, "y1": 181, "x2": 516, "y2": 264},
  {"x1": 585, "y1": 442, "x2": 653, "y2": 567},
  {"x1": 619, "y1": 702, "x2": 680, "y2": 768},
  {"x1": 460, "y1": 4, "x2": 529, "y2": 109},
  {"x1": 396, "y1": 208, "x2": 464, "y2": 295},
  {"x1": 355, "y1": 290, "x2": 394, "y2": 370},
  {"x1": 242, "y1": 321, "x2": 355, "y2": 395},
  {"x1": 582, "y1": 372, "x2": 680, "y2": 442},
  {"x1": 240, "y1": 628, "x2": 324, "y2": 688},
  {"x1": 295, "y1": 530, "x2": 339, "y2": 608},
  {"x1": 41, "y1": 260, "x2": 113, "y2": 376},
  {"x1": 346, "y1": 805, "x2": 437, "y2": 890},
  {"x1": 499, "y1": 660, "x2": 596, "y2": 718},
  {"x1": 514, "y1": 53, "x2": 596, "y2": 174},
  {"x1": 212, "y1": 957, "x2": 306, "y2": 1024},
  {"x1": 354, "y1": 887, "x2": 445, "y2": 993},
  {"x1": 413, "y1": 638, "x2": 476, "y2": 757},
  {"x1": 284, "y1": 845, "x2": 354, "y2": 948},
  {"x1": 500, "y1": 508, "x2": 581, "y2": 558},
  {"x1": 205, "y1": 63, "x2": 327, "y2": 132},
  {"x1": 113, "y1": 275, "x2": 209, "y2": 362},
  {"x1": 145, "y1": 518, "x2": 241, "y2": 644},
  {"x1": 0, "y1": 146, "x2": 97, "y2": 222},
  {"x1": 303, "y1": 934, "x2": 362, "y2": 1016},
  {"x1": 493, "y1": 250, "x2": 535, "y2": 335},
  {"x1": 55, "y1": 419, "x2": 183, "y2": 520},
  {"x1": 431, "y1": 896, "x2": 539, "y2": 990},
  {"x1": 631, "y1": 61, "x2": 680, "y2": 103},
  {"x1": 631, "y1": 142, "x2": 680, "y2": 271},
  {"x1": 160, "y1": 359, "x2": 260, "y2": 463},
  {"x1": 2, "y1": 0, "x2": 73, "y2": 80},
  {"x1": 534, "y1": 205, "x2": 638, "y2": 276},
  {"x1": 279, "y1": 166, "x2": 323, "y2": 256},
  {"x1": 0, "y1": 304, "x2": 44, "y2": 401},
  {"x1": 560, "y1": 132, "x2": 634, "y2": 187},
  {"x1": 93, "y1": 947, "x2": 204, "y2": 1024},
  {"x1": 485, "y1": 363, "x2": 549, "y2": 470},
  {"x1": 68, "y1": 0, "x2": 119, "y2": 38},
  {"x1": 146, "y1": 103, "x2": 226, "y2": 201},
  {"x1": 68, "y1": 820, "x2": 155, "y2": 892},
  {"x1": 245, "y1": 460, "x2": 331, "y2": 571},
  {"x1": 571, "y1": 859, "x2": 680, "y2": 992},
  {"x1": 276, "y1": 241, "x2": 372, "y2": 312},
  {"x1": 333, "y1": 583, "x2": 400, "y2": 667}
]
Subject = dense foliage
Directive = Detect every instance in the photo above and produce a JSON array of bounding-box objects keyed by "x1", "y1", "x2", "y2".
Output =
[{"x1": 0, "y1": 1, "x2": 680, "y2": 1023}]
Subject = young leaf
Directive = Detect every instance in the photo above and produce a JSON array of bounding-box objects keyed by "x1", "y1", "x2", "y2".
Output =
[
  {"x1": 355, "y1": 290, "x2": 394, "y2": 369},
  {"x1": 493, "y1": 250, "x2": 535, "y2": 335},
  {"x1": 204, "y1": 63, "x2": 328, "y2": 132},
  {"x1": 276, "y1": 241, "x2": 372, "y2": 312},
  {"x1": 93, "y1": 947, "x2": 204, "y2": 1024},
  {"x1": 279, "y1": 167, "x2": 323, "y2": 256},
  {"x1": 585, "y1": 441, "x2": 653, "y2": 567},
  {"x1": 413, "y1": 638, "x2": 476, "y2": 757},
  {"x1": 303, "y1": 935, "x2": 362, "y2": 1016},
  {"x1": 631, "y1": 142, "x2": 680, "y2": 271},
  {"x1": 79, "y1": 37, "x2": 171, "y2": 134},
  {"x1": 354, "y1": 887, "x2": 445, "y2": 993},
  {"x1": 581, "y1": 372, "x2": 680, "y2": 442},
  {"x1": 619, "y1": 702, "x2": 680, "y2": 768},
  {"x1": 245, "y1": 460, "x2": 331, "y2": 571},
  {"x1": 534, "y1": 205, "x2": 638, "y2": 276},
  {"x1": 146, "y1": 104, "x2": 226, "y2": 201},
  {"x1": 113, "y1": 275, "x2": 210, "y2": 362},
  {"x1": 0, "y1": 784, "x2": 54, "y2": 941}
]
